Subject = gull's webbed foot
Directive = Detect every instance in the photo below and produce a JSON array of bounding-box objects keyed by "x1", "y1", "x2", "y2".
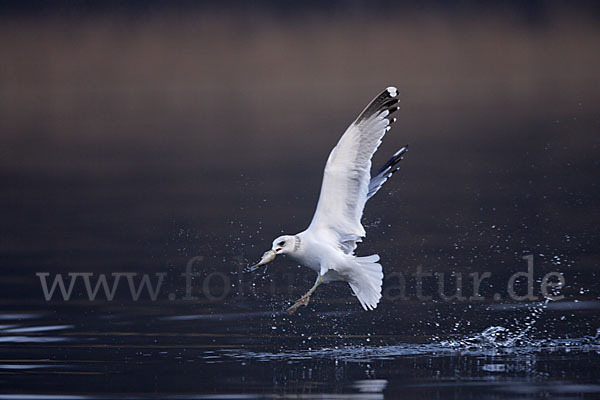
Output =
[{"x1": 286, "y1": 294, "x2": 311, "y2": 315}]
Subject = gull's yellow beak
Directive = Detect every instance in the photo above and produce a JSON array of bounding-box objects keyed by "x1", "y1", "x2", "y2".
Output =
[{"x1": 246, "y1": 249, "x2": 277, "y2": 272}]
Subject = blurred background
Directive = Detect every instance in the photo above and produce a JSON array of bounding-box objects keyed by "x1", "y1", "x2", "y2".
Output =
[
  {"x1": 2, "y1": 1, "x2": 600, "y2": 397},
  {"x1": 1, "y1": 0, "x2": 599, "y2": 328}
]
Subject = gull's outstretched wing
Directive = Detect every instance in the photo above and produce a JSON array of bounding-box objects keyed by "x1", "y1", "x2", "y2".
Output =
[{"x1": 308, "y1": 87, "x2": 401, "y2": 249}]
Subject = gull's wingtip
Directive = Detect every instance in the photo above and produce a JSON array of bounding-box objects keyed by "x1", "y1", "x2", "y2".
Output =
[
  {"x1": 393, "y1": 145, "x2": 409, "y2": 157},
  {"x1": 356, "y1": 86, "x2": 400, "y2": 124}
]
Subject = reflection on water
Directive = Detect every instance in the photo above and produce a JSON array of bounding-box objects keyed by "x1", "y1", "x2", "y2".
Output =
[{"x1": 0, "y1": 309, "x2": 599, "y2": 398}]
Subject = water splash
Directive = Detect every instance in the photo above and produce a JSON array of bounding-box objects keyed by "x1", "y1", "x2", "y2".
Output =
[{"x1": 439, "y1": 281, "x2": 594, "y2": 351}]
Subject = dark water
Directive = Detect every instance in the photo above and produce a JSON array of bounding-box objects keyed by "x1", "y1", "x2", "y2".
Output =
[
  {"x1": 1, "y1": 2, "x2": 600, "y2": 399},
  {"x1": 2, "y1": 303, "x2": 600, "y2": 398}
]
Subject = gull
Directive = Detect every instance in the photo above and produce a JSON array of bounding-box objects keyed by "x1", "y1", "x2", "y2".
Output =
[{"x1": 248, "y1": 86, "x2": 408, "y2": 314}]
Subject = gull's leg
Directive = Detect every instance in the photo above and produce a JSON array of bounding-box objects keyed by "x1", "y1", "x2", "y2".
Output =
[{"x1": 287, "y1": 275, "x2": 324, "y2": 315}]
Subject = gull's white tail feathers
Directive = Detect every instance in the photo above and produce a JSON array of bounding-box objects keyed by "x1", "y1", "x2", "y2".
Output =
[{"x1": 348, "y1": 254, "x2": 383, "y2": 310}]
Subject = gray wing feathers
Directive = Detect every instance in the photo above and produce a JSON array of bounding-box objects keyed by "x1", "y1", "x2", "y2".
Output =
[
  {"x1": 367, "y1": 146, "x2": 408, "y2": 200},
  {"x1": 311, "y1": 88, "x2": 400, "y2": 234},
  {"x1": 309, "y1": 87, "x2": 404, "y2": 248}
]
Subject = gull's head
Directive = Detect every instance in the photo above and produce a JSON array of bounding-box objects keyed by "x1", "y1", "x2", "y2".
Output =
[
  {"x1": 247, "y1": 235, "x2": 296, "y2": 272},
  {"x1": 271, "y1": 235, "x2": 295, "y2": 255}
]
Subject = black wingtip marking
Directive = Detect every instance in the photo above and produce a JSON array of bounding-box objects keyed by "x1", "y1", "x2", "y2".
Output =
[
  {"x1": 382, "y1": 99, "x2": 399, "y2": 109},
  {"x1": 374, "y1": 146, "x2": 408, "y2": 177},
  {"x1": 387, "y1": 107, "x2": 400, "y2": 118},
  {"x1": 367, "y1": 145, "x2": 408, "y2": 200},
  {"x1": 356, "y1": 86, "x2": 400, "y2": 123}
]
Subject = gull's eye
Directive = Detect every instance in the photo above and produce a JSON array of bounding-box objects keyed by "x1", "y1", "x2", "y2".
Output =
[{"x1": 278, "y1": 241, "x2": 285, "y2": 247}]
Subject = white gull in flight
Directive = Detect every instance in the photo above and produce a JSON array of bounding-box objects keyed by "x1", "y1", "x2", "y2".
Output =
[{"x1": 248, "y1": 86, "x2": 408, "y2": 314}]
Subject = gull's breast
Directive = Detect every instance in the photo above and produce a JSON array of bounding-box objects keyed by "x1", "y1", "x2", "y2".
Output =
[{"x1": 294, "y1": 231, "x2": 339, "y2": 273}]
